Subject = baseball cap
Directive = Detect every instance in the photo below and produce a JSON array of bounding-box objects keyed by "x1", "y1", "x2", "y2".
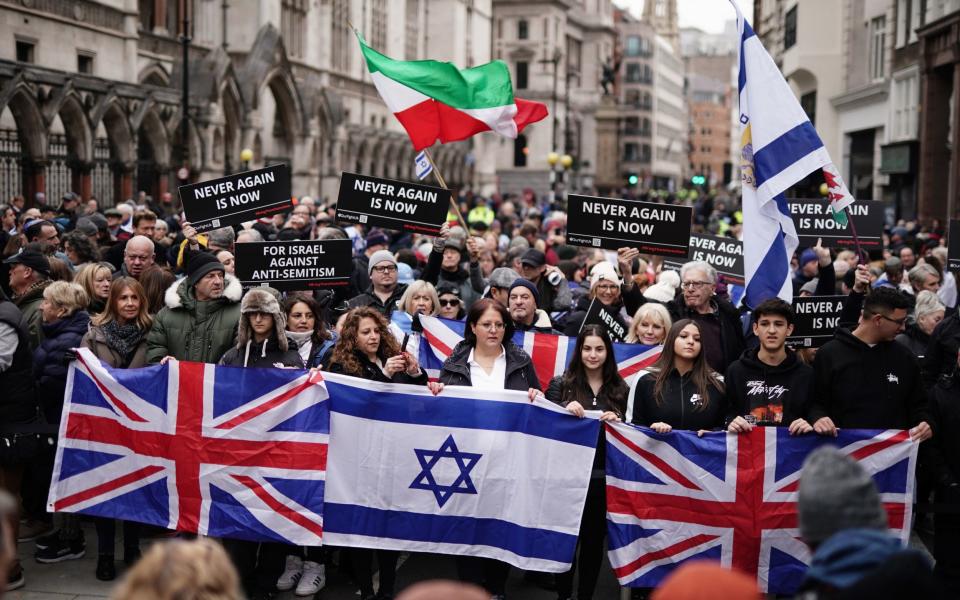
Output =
[
  {"x1": 520, "y1": 248, "x2": 546, "y2": 268},
  {"x1": 4, "y1": 250, "x2": 50, "y2": 275}
]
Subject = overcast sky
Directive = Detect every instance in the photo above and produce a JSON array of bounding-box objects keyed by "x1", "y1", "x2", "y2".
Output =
[{"x1": 612, "y1": 0, "x2": 754, "y2": 34}]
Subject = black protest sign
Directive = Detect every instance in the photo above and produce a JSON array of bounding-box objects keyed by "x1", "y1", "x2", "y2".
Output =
[
  {"x1": 786, "y1": 295, "x2": 845, "y2": 349},
  {"x1": 663, "y1": 234, "x2": 744, "y2": 285},
  {"x1": 949, "y1": 220, "x2": 960, "y2": 271},
  {"x1": 785, "y1": 198, "x2": 884, "y2": 250},
  {"x1": 234, "y1": 239, "x2": 353, "y2": 292},
  {"x1": 179, "y1": 164, "x2": 292, "y2": 233},
  {"x1": 566, "y1": 194, "x2": 693, "y2": 257},
  {"x1": 580, "y1": 298, "x2": 628, "y2": 343},
  {"x1": 336, "y1": 172, "x2": 451, "y2": 235}
]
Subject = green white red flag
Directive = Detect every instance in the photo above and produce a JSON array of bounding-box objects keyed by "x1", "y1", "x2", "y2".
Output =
[
  {"x1": 822, "y1": 163, "x2": 855, "y2": 226},
  {"x1": 357, "y1": 34, "x2": 548, "y2": 151}
]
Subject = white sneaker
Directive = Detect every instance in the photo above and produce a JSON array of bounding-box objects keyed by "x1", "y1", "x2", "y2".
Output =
[
  {"x1": 276, "y1": 555, "x2": 303, "y2": 591},
  {"x1": 295, "y1": 561, "x2": 326, "y2": 596}
]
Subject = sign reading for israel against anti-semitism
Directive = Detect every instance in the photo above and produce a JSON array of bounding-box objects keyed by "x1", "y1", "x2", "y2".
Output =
[
  {"x1": 948, "y1": 220, "x2": 960, "y2": 271},
  {"x1": 580, "y1": 298, "x2": 627, "y2": 343},
  {"x1": 335, "y1": 172, "x2": 451, "y2": 235},
  {"x1": 234, "y1": 239, "x2": 353, "y2": 292},
  {"x1": 785, "y1": 198, "x2": 883, "y2": 250},
  {"x1": 786, "y1": 295, "x2": 845, "y2": 349},
  {"x1": 565, "y1": 195, "x2": 692, "y2": 256},
  {"x1": 663, "y1": 234, "x2": 744, "y2": 286},
  {"x1": 179, "y1": 164, "x2": 291, "y2": 233}
]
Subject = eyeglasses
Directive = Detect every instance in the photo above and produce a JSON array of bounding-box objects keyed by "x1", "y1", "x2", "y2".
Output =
[
  {"x1": 878, "y1": 314, "x2": 908, "y2": 326},
  {"x1": 477, "y1": 321, "x2": 505, "y2": 331},
  {"x1": 595, "y1": 284, "x2": 619, "y2": 292},
  {"x1": 371, "y1": 265, "x2": 397, "y2": 274},
  {"x1": 681, "y1": 281, "x2": 712, "y2": 290},
  {"x1": 439, "y1": 298, "x2": 460, "y2": 307}
]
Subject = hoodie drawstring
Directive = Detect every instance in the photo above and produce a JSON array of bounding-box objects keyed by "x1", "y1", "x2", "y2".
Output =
[{"x1": 242, "y1": 340, "x2": 252, "y2": 367}]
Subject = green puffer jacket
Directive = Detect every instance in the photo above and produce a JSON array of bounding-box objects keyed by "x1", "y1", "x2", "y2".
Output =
[{"x1": 145, "y1": 275, "x2": 242, "y2": 364}]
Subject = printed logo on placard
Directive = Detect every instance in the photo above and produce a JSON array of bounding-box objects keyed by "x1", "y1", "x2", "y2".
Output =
[
  {"x1": 359, "y1": 214, "x2": 368, "y2": 224},
  {"x1": 593, "y1": 238, "x2": 601, "y2": 247},
  {"x1": 212, "y1": 219, "x2": 220, "y2": 227}
]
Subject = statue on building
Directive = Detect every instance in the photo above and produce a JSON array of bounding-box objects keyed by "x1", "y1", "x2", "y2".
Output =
[{"x1": 601, "y1": 55, "x2": 621, "y2": 96}]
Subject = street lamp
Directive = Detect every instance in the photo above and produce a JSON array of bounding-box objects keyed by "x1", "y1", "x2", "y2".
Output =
[
  {"x1": 547, "y1": 151, "x2": 559, "y2": 206},
  {"x1": 240, "y1": 147, "x2": 253, "y2": 170}
]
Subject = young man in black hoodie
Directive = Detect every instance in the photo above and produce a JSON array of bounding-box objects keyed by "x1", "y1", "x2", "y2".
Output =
[
  {"x1": 810, "y1": 287, "x2": 933, "y2": 442},
  {"x1": 725, "y1": 299, "x2": 814, "y2": 435}
]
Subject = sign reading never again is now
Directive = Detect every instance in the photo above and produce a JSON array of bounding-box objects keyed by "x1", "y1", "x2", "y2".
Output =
[
  {"x1": 785, "y1": 198, "x2": 883, "y2": 249},
  {"x1": 565, "y1": 194, "x2": 693, "y2": 257},
  {"x1": 234, "y1": 239, "x2": 354, "y2": 292},
  {"x1": 663, "y1": 234, "x2": 744, "y2": 286},
  {"x1": 335, "y1": 172, "x2": 451, "y2": 235},
  {"x1": 179, "y1": 164, "x2": 292, "y2": 233},
  {"x1": 786, "y1": 295, "x2": 845, "y2": 349}
]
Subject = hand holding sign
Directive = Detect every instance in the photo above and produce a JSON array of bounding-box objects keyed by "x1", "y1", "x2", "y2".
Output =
[
  {"x1": 617, "y1": 247, "x2": 640, "y2": 281},
  {"x1": 181, "y1": 221, "x2": 200, "y2": 250}
]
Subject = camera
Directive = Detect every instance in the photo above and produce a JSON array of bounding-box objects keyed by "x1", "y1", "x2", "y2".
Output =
[{"x1": 547, "y1": 270, "x2": 562, "y2": 286}]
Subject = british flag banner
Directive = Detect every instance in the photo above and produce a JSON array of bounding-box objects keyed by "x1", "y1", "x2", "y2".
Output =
[
  {"x1": 48, "y1": 348, "x2": 329, "y2": 545},
  {"x1": 605, "y1": 423, "x2": 917, "y2": 594},
  {"x1": 418, "y1": 315, "x2": 661, "y2": 389}
]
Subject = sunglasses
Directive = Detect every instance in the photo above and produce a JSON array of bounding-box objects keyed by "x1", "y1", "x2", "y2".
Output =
[{"x1": 439, "y1": 298, "x2": 460, "y2": 307}]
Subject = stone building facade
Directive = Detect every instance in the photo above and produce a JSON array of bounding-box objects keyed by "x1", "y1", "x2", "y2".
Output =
[{"x1": 0, "y1": 0, "x2": 478, "y2": 208}]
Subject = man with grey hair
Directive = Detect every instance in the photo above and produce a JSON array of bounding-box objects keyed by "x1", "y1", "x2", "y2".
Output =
[
  {"x1": 115, "y1": 235, "x2": 155, "y2": 280},
  {"x1": 235, "y1": 228, "x2": 264, "y2": 244},
  {"x1": 908, "y1": 263, "x2": 941, "y2": 295},
  {"x1": 205, "y1": 226, "x2": 236, "y2": 253},
  {"x1": 874, "y1": 256, "x2": 904, "y2": 291}
]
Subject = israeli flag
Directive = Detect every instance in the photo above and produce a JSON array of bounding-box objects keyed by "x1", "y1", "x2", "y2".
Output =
[
  {"x1": 321, "y1": 372, "x2": 599, "y2": 571},
  {"x1": 732, "y1": 2, "x2": 850, "y2": 307},
  {"x1": 415, "y1": 150, "x2": 433, "y2": 180}
]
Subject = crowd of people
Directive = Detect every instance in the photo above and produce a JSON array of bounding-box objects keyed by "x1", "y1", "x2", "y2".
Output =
[{"x1": 0, "y1": 187, "x2": 955, "y2": 599}]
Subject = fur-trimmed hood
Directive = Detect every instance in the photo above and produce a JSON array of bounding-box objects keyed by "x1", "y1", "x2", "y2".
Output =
[
  {"x1": 163, "y1": 273, "x2": 243, "y2": 310},
  {"x1": 235, "y1": 288, "x2": 288, "y2": 351}
]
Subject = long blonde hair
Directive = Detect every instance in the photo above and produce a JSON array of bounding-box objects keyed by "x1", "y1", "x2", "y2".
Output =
[
  {"x1": 92, "y1": 277, "x2": 153, "y2": 330},
  {"x1": 110, "y1": 538, "x2": 241, "y2": 600},
  {"x1": 75, "y1": 262, "x2": 113, "y2": 304}
]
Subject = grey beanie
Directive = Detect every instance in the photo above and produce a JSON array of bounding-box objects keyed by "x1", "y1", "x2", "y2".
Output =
[
  {"x1": 798, "y1": 446, "x2": 887, "y2": 546},
  {"x1": 368, "y1": 249, "x2": 397, "y2": 275}
]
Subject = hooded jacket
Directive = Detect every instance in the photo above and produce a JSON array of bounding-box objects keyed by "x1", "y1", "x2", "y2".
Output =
[
  {"x1": 724, "y1": 347, "x2": 813, "y2": 426},
  {"x1": 810, "y1": 328, "x2": 929, "y2": 430},
  {"x1": 439, "y1": 340, "x2": 541, "y2": 391},
  {"x1": 34, "y1": 310, "x2": 90, "y2": 424},
  {"x1": 895, "y1": 322, "x2": 931, "y2": 360},
  {"x1": 347, "y1": 283, "x2": 408, "y2": 319},
  {"x1": 219, "y1": 288, "x2": 304, "y2": 369},
  {"x1": 0, "y1": 297, "x2": 37, "y2": 427},
  {"x1": 145, "y1": 274, "x2": 242, "y2": 364},
  {"x1": 629, "y1": 368, "x2": 727, "y2": 431}
]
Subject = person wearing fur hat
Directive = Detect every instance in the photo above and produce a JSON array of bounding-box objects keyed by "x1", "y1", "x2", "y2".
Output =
[
  {"x1": 145, "y1": 249, "x2": 242, "y2": 364},
  {"x1": 219, "y1": 289, "x2": 303, "y2": 369}
]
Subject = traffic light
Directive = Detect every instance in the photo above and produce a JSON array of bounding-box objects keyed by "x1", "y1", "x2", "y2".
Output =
[
  {"x1": 627, "y1": 173, "x2": 639, "y2": 186},
  {"x1": 691, "y1": 174, "x2": 706, "y2": 186}
]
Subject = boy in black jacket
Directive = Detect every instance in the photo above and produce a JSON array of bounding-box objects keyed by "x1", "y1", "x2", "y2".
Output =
[
  {"x1": 726, "y1": 299, "x2": 814, "y2": 435},
  {"x1": 810, "y1": 287, "x2": 933, "y2": 441}
]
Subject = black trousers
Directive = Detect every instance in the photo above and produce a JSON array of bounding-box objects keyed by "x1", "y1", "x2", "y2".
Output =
[
  {"x1": 934, "y1": 489, "x2": 960, "y2": 597},
  {"x1": 221, "y1": 538, "x2": 285, "y2": 594},
  {"x1": 94, "y1": 518, "x2": 140, "y2": 557},
  {"x1": 556, "y1": 476, "x2": 607, "y2": 600},
  {"x1": 456, "y1": 555, "x2": 510, "y2": 596},
  {"x1": 348, "y1": 547, "x2": 399, "y2": 596}
]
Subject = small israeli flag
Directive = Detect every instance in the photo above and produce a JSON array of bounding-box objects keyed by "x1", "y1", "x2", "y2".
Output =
[{"x1": 415, "y1": 151, "x2": 433, "y2": 180}]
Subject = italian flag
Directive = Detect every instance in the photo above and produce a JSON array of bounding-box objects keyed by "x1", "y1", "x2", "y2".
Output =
[{"x1": 358, "y1": 35, "x2": 548, "y2": 151}]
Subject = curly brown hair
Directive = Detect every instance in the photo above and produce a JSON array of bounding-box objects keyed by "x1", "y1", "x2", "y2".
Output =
[{"x1": 330, "y1": 307, "x2": 400, "y2": 376}]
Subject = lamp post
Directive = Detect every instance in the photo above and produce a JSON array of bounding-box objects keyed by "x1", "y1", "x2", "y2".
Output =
[
  {"x1": 178, "y1": 0, "x2": 191, "y2": 179},
  {"x1": 547, "y1": 151, "x2": 559, "y2": 206},
  {"x1": 240, "y1": 148, "x2": 253, "y2": 171}
]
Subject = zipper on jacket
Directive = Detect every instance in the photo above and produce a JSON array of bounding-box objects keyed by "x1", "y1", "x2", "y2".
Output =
[{"x1": 680, "y1": 373, "x2": 685, "y2": 428}]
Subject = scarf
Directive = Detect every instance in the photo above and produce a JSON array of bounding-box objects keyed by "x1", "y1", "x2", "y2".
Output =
[
  {"x1": 286, "y1": 329, "x2": 314, "y2": 363},
  {"x1": 102, "y1": 320, "x2": 146, "y2": 368}
]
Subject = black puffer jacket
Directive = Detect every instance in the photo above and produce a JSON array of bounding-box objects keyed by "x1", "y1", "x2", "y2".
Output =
[
  {"x1": 923, "y1": 309, "x2": 960, "y2": 387},
  {"x1": 34, "y1": 310, "x2": 90, "y2": 424},
  {"x1": 925, "y1": 372, "x2": 960, "y2": 490},
  {"x1": 629, "y1": 368, "x2": 727, "y2": 430},
  {"x1": 219, "y1": 337, "x2": 304, "y2": 369},
  {"x1": 325, "y1": 350, "x2": 427, "y2": 385},
  {"x1": 724, "y1": 348, "x2": 813, "y2": 426},
  {"x1": 895, "y1": 323, "x2": 931, "y2": 360},
  {"x1": 0, "y1": 298, "x2": 37, "y2": 426},
  {"x1": 439, "y1": 340, "x2": 541, "y2": 391}
]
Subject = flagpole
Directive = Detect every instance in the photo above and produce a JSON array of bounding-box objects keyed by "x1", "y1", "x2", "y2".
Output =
[
  {"x1": 845, "y1": 207, "x2": 867, "y2": 265},
  {"x1": 423, "y1": 148, "x2": 470, "y2": 232}
]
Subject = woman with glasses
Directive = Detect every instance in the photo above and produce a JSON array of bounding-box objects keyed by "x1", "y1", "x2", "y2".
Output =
[
  {"x1": 546, "y1": 324, "x2": 626, "y2": 600},
  {"x1": 429, "y1": 298, "x2": 541, "y2": 599},
  {"x1": 436, "y1": 283, "x2": 466, "y2": 320},
  {"x1": 628, "y1": 319, "x2": 727, "y2": 433},
  {"x1": 563, "y1": 249, "x2": 646, "y2": 336}
]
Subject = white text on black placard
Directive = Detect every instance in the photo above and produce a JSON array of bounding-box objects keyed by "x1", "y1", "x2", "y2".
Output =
[
  {"x1": 581, "y1": 298, "x2": 628, "y2": 342},
  {"x1": 786, "y1": 295, "x2": 845, "y2": 349},
  {"x1": 565, "y1": 195, "x2": 692, "y2": 257},
  {"x1": 948, "y1": 220, "x2": 960, "y2": 271},
  {"x1": 663, "y1": 234, "x2": 744, "y2": 285},
  {"x1": 335, "y1": 172, "x2": 451, "y2": 235},
  {"x1": 179, "y1": 164, "x2": 292, "y2": 233},
  {"x1": 786, "y1": 198, "x2": 883, "y2": 250},
  {"x1": 234, "y1": 239, "x2": 353, "y2": 292}
]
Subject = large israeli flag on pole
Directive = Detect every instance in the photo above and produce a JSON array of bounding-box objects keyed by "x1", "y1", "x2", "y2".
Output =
[{"x1": 732, "y1": 2, "x2": 854, "y2": 307}]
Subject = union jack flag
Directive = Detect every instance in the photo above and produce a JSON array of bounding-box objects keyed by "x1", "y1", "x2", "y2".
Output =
[
  {"x1": 417, "y1": 315, "x2": 661, "y2": 389},
  {"x1": 48, "y1": 348, "x2": 329, "y2": 545},
  {"x1": 605, "y1": 423, "x2": 918, "y2": 594}
]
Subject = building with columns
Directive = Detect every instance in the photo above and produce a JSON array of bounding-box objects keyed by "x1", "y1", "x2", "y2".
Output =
[{"x1": 0, "y1": 0, "x2": 482, "y2": 208}]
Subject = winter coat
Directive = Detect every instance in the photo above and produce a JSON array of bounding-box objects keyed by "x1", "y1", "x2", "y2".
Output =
[
  {"x1": 629, "y1": 368, "x2": 727, "y2": 431},
  {"x1": 810, "y1": 328, "x2": 929, "y2": 430},
  {"x1": 81, "y1": 323, "x2": 148, "y2": 369},
  {"x1": 925, "y1": 373, "x2": 960, "y2": 492},
  {"x1": 546, "y1": 374, "x2": 625, "y2": 476},
  {"x1": 324, "y1": 349, "x2": 427, "y2": 385},
  {"x1": 724, "y1": 348, "x2": 813, "y2": 427},
  {"x1": 422, "y1": 250, "x2": 485, "y2": 307},
  {"x1": 923, "y1": 309, "x2": 960, "y2": 387},
  {"x1": 145, "y1": 275, "x2": 242, "y2": 364},
  {"x1": 439, "y1": 340, "x2": 541, "y2": 391},
  {"x1": 34, "y1": 310, "x2": 90, "y2": 424},
  {"x1": 895, "y1": 322, "x2": 931, "y2": 360},
  {"x1": 296, "y1": 332, "x2": 338, "y2": 369},
  {"x1": 562, "y1": 294, "x2": 629, "y2": 337},
  {"x1": 219, "y1": 336, "x2": 304, "y2": 369},
  {"x1": 514, "y1": 309, "x2": 557, "y2": 334},
  {"x1": 13, "y1": 280, "x2": 50, "y2": 350},
  {"x1": 535, "y1": 273, "x2": 573, "y2": 313},
  {"x1": 663, "y1": 296, "x2": 746, "y2": 374},
  {"x1": 346, "y1": 283, "x2": 408, "y2": 319},
  {"x1": 0, "y1": 299, "x2": 37, "y2": 426}
]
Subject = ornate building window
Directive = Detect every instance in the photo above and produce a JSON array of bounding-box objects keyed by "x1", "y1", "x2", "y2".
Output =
[
  {"x1": 332, "y1": 0, "x2": 351, "y2": 72},
  {"x1": 282, "y1": 0, "x2": 308, "y2": 58}
]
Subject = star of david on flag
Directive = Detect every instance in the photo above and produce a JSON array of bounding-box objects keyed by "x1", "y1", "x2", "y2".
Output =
[{"x1": 410, "y1": 435, "x2": 481, "y2": 507}]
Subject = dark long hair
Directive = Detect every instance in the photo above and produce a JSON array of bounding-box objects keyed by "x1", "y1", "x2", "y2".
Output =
[
  {"x1": 649, "y1": 319, "x2": 724, "y2": 410},
  {"x1": 330, "y1": 307, "x2": 400, "y2": 376},
  {"x1": 282, "y1": 295, "x2": 332, "y2": 344},
  {"x1": 463, "y1": 298, "x2": 514, "y2": 348},
  {"x1": 561, "y1": 324, "x2": 628, "y2": 417}
]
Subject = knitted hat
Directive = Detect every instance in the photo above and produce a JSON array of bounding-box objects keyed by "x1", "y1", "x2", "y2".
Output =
[
  {"x1": 365, "y1": 229, "x2": 389, "y2": 248},
  {"x1": 800, "y1": 248, "x2": 818, "y2": 266},
  {"x1": 800, "y1": 278, "x2": 819, "y2": 295},
  {"x1": 367, "y1": 250, "x2": 397, "y2": 274},
  {"x1": 237, "y1": 288, "x2": 289, "y2": 351},
  {"x1": 508, "y1": 278, "x2": 540, "y2": 305},
  {"x1": 185, "y1": 250, "x2": 225, "y2": 287},
  {"x1": 644, "y1": 269, "x2": 681, "y2": 303},
  {"x1": 589, "y1": 261, "x2": 622, "y2": 288},
  {"x1": 798, "y1": 446, "x2": 887, "y2": 546}
]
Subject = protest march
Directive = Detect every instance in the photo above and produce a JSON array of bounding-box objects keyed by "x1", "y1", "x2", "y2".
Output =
[{"x1": 0, "y1": 2, "x2": 959, "y2": 600}]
